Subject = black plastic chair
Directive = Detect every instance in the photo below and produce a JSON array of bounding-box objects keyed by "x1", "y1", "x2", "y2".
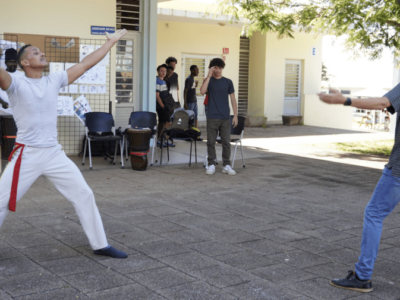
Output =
[
  {"x1": 123, "y1": 111, "x2": 158, "y2": 166},
  {"x1": 160, "y1": 129, "x2": 197, "y2": 167},
  {"x1": 82, "y1": 112, "x2": 124, "y2": 170},
  {"x1": 204, "y1": 115, "x2": 245, "y2": 168}
]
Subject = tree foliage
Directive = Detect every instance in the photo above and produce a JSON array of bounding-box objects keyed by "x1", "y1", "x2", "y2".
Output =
[{"x1": 214, "y1": 0, "x2": 400, "y2": 62}]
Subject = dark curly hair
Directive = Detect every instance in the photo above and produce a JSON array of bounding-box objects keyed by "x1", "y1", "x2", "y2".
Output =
[
  {"x1": 209, "y1": 58, "x2": 225, "y2": 69},
  {"x1": 165, "y1": 57, "x2": 177, "y2": 65},
  {"x1": 157, "y1": 64, "x2": 168, "y2": 71}
]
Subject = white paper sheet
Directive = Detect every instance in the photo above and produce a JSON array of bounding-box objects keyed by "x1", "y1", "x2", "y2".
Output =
[
  {"x1": 95, "y1": 45, "x2": 109, "y2": 66},
  {"x1": 57, "y1": 96, "x2": 74, "y2": 116},
  {"x1": 98, "y1": 85, "x2": 107, "y2": 94},
  {"x1": 79, "y1": 85, "x2": 88, "y2": 94},
  {"x1": 69, "y1": 84, "x2": 78, "y2": 94},
  {"x1": 59, "y1": 86, "x2": 68, "y2": 93},
  {"x1": 64, "y1": 63, "x2": 78, "y2": 83},
  {"x1": 89, "y1": 85, "x2": 97, "y2": 94},
  {"x1": 73, "y1": 95, "x2": 92, "y2": 125},
  {"x1": 50, "y1": 62, "x2": 64, "y2": 74},
  {"x1": 80, "y1": 45, "x2": 94, "y2": 62}
]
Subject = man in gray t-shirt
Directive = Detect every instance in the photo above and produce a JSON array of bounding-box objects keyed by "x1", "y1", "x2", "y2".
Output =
[
  {"x1": 318, "y1": 88, "x2": 400, "y2": 293},
  {"x1": 200, "y1": 58, "x2": 238, "y2": 176}
]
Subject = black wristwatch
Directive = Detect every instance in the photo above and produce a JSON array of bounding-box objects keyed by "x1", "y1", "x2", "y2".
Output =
[{"x1": 344, "y1": 97, "x2": 352, "y2": 106}]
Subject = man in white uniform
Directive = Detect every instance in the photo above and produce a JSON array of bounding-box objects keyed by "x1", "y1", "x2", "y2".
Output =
[{"x1": 0, "y1": 29, "x2": 128, "y2": 258}]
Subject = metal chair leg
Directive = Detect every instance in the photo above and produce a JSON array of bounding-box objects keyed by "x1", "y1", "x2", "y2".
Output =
[
  {"x1": 88, "y1": 139, "x2": 93, "y2": 169},
  {"x1": 232, "y1": 141, "x2": 238, "y2": 168},
  {"x1": 113, "y1": 141, "x2": 118, "y2": 165},
  {"x1": 203, "y1": 149, "x2": 208, "y2": 168},
  {"x1": 240, "y1": 140, "x2": 245, "y2": 167},
  {"x1": 125, "y1": 136, "x2": 129, "y2": 161},
  {"x1": 82, "y1": 138, "x2": 87, "y2": 165},
  {"x1": 120, "y1": 140, "x2": 124, "y2": 169},
  {"x1": 189, "y1": 139, "x2": 192, "y2": 167},
  {"x1": 160, "y1": 135, "x2": 163, "y2": 166},
  {"x1": 195, "y1": 139, "x2": 197, "y2": 164},
  {"x1": 151, "y1": 136, "x2": 155, "y2": 166}
]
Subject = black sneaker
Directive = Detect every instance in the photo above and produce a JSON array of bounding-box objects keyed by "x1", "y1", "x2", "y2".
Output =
[{"x1": 330, "y1": 270, "x2": 373, "y2": 293}]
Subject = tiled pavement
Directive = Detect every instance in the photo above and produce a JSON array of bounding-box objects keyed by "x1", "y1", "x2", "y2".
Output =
[{"x1": 0, "y1": 128, "x2": 399, "y2": 299}]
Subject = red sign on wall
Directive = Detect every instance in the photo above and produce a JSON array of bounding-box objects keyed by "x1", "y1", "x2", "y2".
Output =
[{"x1": 223, "y1": 48, "x2": 229, "y2": 54}]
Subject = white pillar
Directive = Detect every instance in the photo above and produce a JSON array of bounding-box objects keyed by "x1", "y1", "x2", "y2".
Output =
[{"x1": 140, "y1": 0, "x2": 158, "y2": 112}]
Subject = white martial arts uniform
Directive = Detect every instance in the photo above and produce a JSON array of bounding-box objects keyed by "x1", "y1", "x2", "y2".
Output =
[{"x1": 0, "y1": 71, "x2": 108, "y2": 250}]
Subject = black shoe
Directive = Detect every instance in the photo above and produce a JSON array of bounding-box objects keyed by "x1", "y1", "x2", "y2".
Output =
[{"x1": 330, "y1": 270, "x2": 373, "y2": 293}]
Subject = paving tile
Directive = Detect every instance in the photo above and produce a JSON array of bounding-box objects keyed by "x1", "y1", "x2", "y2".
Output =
[
  {"x1": 39, "y1": 256, "x2": 105, "y2": 276},
  {"x1": 19, "y1": 243, "x2": 80, "y2": 262},
  {"x1": 271, "y1": 250, "x2": 330, "y2": 269},
  {"x1": 215, "y1": 251, "x2": 277, "y2": 270},
  {"x1": 188, "y1": 240, "x2": 244, "y2": 257},
  {"x1": 304, "y1": 262, "x2": 354, "y2": 280},
  {"x1": 128, "y1": 266, "x2": 196, "y2": 290},
  {"x1": 87, "y1": 283, "x2": 166, "y2": 300},
  {"x1": 228, "y1": 219, "x2": 277, "y2": 232},
  {"x1": 250, "y1": 263, "x2": 316, "y2": 285},
  {"x1": 302, "y1": 227, "x2": 354, "y2": 242},
  {"x1": 131, "y1": 240, "x2": 192, "y2": 258},
  {"x1": 118, "y1": 213, "x2": 163, "y2": 225},
  {"x1": 160, "y1": 229, "x2": 213, "y2": 244},
  {"x1": 15, "y1": 287, "x2": 89, "y2": 300},
  {"x1": 315, "y1": 218, "x2": 363, "y2": 231},
  {"x1": 190, "y1": 264, "x2": 258, "y2": 288},
  {"x1": 287, "y1": 211, "x2": 331, "y2": 223},
  {"x1": 243, "y1": 210, "x2": 291, "y2": 223},
  {"x1": 373, "y1": 259, "x2": 400, "y2": 282},
  {"x1": 144, "y1": 205, "x2": 184, "y2": 216},
  {"x1": 285, "y1": 237, "x2": 344, "y2": 254},
  {"x1": 3, "y1": 232, "x2": 58, "y2": 249},
  {"x1": 62, "y1": 269, "x2": 133, "y2": 293},
  {"x1": 212, "y1": 229, "x2": 263, "y2": 244},
  {"x1": 108, "y1": 227, "x2": 165, "y2": 246},
  {"x1": 135, "y1": 221, "x2": 187, "y2": 234},
  {"x1": 159, "y1": 281, "x2": 236, "y2": 300},
  {"x1": 0, "y1": 290, "x2": 12, "y2": 300},
  {"x1": 158, "y1": 252, "x2": 220, "y2": 273},
  {"x1": 0, "y1": 247, "x2": 24, "y2": 261},
  {"x1": 224, "y1": 279, "x2": 299, "y2": 300},
  {"x1": 0, "y1": 270, "x2": 66, "y2": 297},
  {"x1": 257, "y1": 228, "x2": 309, "y2": 243},
  {"x1": 0, "y1": 257, "x2": 43, "y2": 277},
  {"x1": 378, "y1": 247, "x2": 400, "y2": 263},
  {"x1": 99, "y1": 253, "x2": 165, "y2": 274},
  {"x1": 274, "y1": 219, "x2": 322, "y2": 232},
  {"x1": 238, "y1": 238, "x2": 294, "y2": 256},
  {"x1": 286, "y1": 277, "x2": 367, "y2": 300},
  {"x1": 319, "y1": 248, "x2": 362, "y2": 265}
]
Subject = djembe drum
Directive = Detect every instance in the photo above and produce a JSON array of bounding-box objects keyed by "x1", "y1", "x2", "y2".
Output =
[
  {"x1": 1, "y1": 116, "x2": 17, "y2": 160},
  {"x1": 126, "y1": 128, "x2": 152, "y2": 171}
]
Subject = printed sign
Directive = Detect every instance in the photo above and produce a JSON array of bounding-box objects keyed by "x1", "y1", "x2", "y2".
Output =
[
  {"x1": 223, "y1": 48, "x2": 229, "y2": 54},
  {"x1": 311, "y1": 47, "x2": 317, "y2": 56},
  {"x1": 91, "y1": 26, "x2": 116, "y2": 35}
]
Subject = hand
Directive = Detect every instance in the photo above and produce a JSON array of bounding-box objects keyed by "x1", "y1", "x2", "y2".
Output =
[
  {"x1": 232, "y1": 116, "x2": 238, "y2": 128},
  {"x1": 184, "y1": 105, "x2": 189, "y2": 110},
  {"x1": 106, "y1": 29, "x2": 127, "y2": 44},
  {"x1": 318, "y1": 88, "x2": 346, "y2": 105},
  {"x1": 207, "y1": 67, "x2": 215, "y2": 78}
]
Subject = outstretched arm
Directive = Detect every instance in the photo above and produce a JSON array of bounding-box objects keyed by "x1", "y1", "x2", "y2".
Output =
[
  {"x1": 0, "y1": 67, "x2": 12, "y2": 91},
  {"x1": 318, "y1": 89, "x2": 391, "y2": 110},
  {"x1": 67, "y1": 29, "x2": 127, "y2": 84}
]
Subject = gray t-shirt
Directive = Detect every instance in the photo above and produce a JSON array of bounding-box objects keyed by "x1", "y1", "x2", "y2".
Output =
[
  {"x1": 384, "y1": 84, "x2": 400, "y2": 176},
  {"x1": 207, "y1": 77, "x2": 234, "y2": 120}
]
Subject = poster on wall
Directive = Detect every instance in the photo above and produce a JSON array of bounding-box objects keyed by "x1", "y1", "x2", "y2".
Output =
[
  {"x1": 80, "y1": 45, "x2": 94, "y2": 62},
  {"x1": 69, "y1": 84, "x2": 78, "y2": 94},
  {"x1": 73, "y1": 95, "x2": 92, "y2": 125},
  {"x1": 98, "y1": 85, "x2": 107, "y2": 94},
  {"x1": 50, "y1": 62, "x2": 64, "y2": 74},
  {"x1": 59, "y1": 86, "x2": 68, "y2": 93},
  {"x1": 79, "y1": 85, "x2": 88, "y2": 94},
  {"x1": 57, "y1": 96, "x2": 74, "y2": 116}
]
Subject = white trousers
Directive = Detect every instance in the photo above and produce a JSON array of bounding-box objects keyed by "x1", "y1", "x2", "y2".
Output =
[{"x1": 0, "y1": 144, "x2": 108, "y2": 250}]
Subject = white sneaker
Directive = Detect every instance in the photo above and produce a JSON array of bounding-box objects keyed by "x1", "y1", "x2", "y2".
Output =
[
  {"x1": 222, "y1": 165, "x2": 236, "y2": 175},
  {"x1": 206, "y1": 164, "x2": 215, "y2": 175}
]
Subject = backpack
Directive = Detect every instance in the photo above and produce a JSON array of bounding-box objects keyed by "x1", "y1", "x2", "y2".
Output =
[{"x1": 170, "y1": 109, "x2": 194, "y2": 131}]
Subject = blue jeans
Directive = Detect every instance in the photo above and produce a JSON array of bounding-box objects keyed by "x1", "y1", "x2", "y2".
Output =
[
  {"x1": 355, "y1": 167, "x2": 400, "y2": 279},
  {"x1": 187, "y1": 102, "x2": 198, "y2": 120}
]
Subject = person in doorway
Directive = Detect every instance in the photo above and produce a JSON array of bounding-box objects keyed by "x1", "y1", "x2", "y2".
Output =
[
  {"x1": 156, "y1": 64, "x2": 175, "y2": 147},
  {"x1": 0, "y1": 30, "x2": 129, "y2": 259},
  {"x1": 165, "y1": 57, "x2": 180, "y2": 110},
  {"x1": 318, "y1": 87, "x2": 400, "y2": 293},
  {"x1": 200, "y1": 58, "x2": 238, "y2": 176},
  {"x1": 184, "y1": 65, "x2": 199, "y2": 128},
  {"x1": 0, "y1": 48, "x2": 24, "y2": 114}
]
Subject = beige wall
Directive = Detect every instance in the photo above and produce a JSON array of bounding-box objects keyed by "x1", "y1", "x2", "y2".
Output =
[
  {"x1": 157, "y1": 20, "x2": 241, "y2": 118},
  {"x1": 249, "y1": 31, "x2": 322, "y2": 122},
  {"x1": 248, "y1": 32, "x2": 267, "y2": 116},
  {"x1": 304, "y1": 94, "x2": 353, "y2": 129},
  {"x1": 1, "y1": 0, "x2": 117, "y2": 154}
]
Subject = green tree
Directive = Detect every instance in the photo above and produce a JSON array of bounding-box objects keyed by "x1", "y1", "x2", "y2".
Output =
[{"x1": 214, "y1": 0, "x2": 400, "y2": 61}]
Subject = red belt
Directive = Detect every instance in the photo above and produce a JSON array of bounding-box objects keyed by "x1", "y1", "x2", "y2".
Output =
[
  {"x1": 8, "y1": 143, "x2": 25, "y2": 212},
  {"x1": 3, "y1": 136, "x2": 17, "y2": 138}
]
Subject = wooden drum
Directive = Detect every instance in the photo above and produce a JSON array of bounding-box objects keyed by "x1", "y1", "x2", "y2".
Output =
[{"x1": 126, "y1": 128, "x2": 151, "y2": 171}]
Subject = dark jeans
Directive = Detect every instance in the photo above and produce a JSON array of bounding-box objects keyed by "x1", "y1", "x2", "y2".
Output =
[{"x1": 207, "y1": 118, "x2": 231, "y2": 166}]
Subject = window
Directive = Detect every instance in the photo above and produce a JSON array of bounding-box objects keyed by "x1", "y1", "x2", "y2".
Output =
[
  {"x1": 117, "y1": 0, "x2": 140, "y2": 32},
  {"x1": 238, "y1": 37, "x2": 250, "y2": 116},
  {"x1": 115, "y1": 40, "x2": 134, "y2": 104},
  {"x1": 341, "y1": 90, "x2": 351, "y2": 94}
]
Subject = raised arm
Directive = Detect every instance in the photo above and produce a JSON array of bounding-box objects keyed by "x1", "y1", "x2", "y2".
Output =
[
  {"x1": 200, "y1": 67, "x2": 215, "y2": 95},
  {"x1": 0, "y1": 67, "x2": 12, "y2": 91},
  {"x1": 67, "y1": 29, "x2": 127, "y2": 84},
  {"x1": 318, "y1": 89, "x2": 391, "y2": 110}
]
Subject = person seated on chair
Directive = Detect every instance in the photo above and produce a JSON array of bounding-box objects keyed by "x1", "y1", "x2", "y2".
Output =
[
  {"x1": 200, "y1": 58, "x2": 238, "y2": 176},
  {"x1": 156, "y1": 64, "x2": 175, "y2": 148}
]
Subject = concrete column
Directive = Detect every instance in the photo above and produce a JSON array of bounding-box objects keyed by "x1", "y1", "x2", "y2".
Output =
[{"x1": 140, "y1": 0, "x2": 158, "y2": 112}]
